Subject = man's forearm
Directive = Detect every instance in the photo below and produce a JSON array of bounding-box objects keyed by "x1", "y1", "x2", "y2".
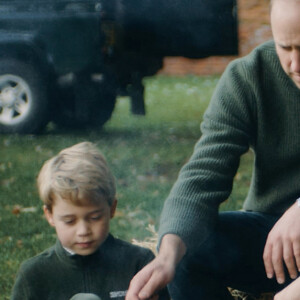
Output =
[{"x1": 158, "y1": 234, "x2": 187, "y2": 266}]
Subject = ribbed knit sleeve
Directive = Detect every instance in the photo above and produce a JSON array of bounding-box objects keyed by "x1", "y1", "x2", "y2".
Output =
[
  {"x1": 158, "y1": 40, "x2": 300, "y2": 250},
  {"x1": 158, "y1": 57, "x2": 256, "y2": 250}
]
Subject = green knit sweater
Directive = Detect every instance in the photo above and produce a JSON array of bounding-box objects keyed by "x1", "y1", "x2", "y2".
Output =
[
  {"x1": 11, "y1": 235, "x2": 169, "y2": 300},
  {"x1": 159, "y1": 40, "x2": 300, "y2": 250}
]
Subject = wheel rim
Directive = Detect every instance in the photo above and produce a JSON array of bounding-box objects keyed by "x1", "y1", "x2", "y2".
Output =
[{"x1": 0, "y1": 74, "x2": 32, "y2": 125}]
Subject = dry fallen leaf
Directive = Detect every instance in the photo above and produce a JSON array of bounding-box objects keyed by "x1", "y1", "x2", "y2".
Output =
[
  {"x1": 12, "y1": 205, "x2": 38, "y2": 215},
  {"x1": 12, "y1": 205, "x2": 21, "y2": 215}
]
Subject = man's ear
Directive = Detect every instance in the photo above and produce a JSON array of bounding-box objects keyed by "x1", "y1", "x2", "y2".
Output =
[
  {"x1": 110, "y1": 199, "x2": 118, "y2": 218},
  {"x1": 43, "y1": 205, "x2": 55, "y2": 227}
]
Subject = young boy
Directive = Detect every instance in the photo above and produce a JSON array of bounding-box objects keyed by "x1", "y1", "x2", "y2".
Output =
[{"x1": 11, "y1": 142, "x2": 169, "y2": 300}]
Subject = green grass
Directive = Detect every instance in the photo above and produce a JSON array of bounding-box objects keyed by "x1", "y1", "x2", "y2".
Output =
[{"x1": 0, "y1": 75, "x2": 253, "y2": 299}]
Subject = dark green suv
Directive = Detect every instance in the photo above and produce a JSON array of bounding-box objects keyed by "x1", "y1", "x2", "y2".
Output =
[{"x1": 0, "y1": 0, "x2": 238, "y2": 134}]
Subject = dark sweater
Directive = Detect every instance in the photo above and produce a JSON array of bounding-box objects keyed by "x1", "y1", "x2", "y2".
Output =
[
  {"x1": 159, "y1": 40, "x2": 300, "y2": 250},
  {"x1": 11, "y1": 235, "x2": 169, "y2": 300}
]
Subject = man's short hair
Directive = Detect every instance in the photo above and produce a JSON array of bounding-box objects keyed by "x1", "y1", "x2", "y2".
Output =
[{"x1": 37, "y1": 142, "x2": 116, "y2": 210}]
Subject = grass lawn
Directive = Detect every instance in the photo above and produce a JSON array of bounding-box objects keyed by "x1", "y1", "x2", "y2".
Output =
[{"x1": 0, "y1": 75, "x2": 253, "y2": 299}]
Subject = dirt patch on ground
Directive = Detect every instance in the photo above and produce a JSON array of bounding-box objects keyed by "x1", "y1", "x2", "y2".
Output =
[{"x1": 160, "y1": 0, "x2": 272, "y2": 75}]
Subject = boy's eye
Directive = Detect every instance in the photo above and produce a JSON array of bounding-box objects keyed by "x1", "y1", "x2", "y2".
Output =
[
  {"x1": 90, "y1": 215, "x2": 102, "y2": 221},
  {"x1": 64, "y1": 219, "x2": 75, "y2": 225}
]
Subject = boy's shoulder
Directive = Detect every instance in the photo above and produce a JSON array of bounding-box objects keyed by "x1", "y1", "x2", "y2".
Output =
[
  {"x1": 104, "y1": 234, "x2": 155, "y2": 261},
  {"x1": 17, "y1": 243, "x2": 57, "y2": 274},
  {"x1": 100, "y1": 234, "x2": 155, "y2": 271}
]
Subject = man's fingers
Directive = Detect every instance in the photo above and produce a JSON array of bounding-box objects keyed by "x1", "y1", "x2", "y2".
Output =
[
  {"x1": 138, "y1": 269, "x2": 168, "y2": 299},
  {"x1": 293, "y1": 242, "x2": 300, "y2": 272},
  {"x1": 283, "y1": 241, "x2": 298, "y2": 280},
  {"x1": 263, "y1": 242, "x2": 274, "y2": 279},
  {"x1": 126, "y1": 258, "x2": 173, "y2": 300},
  {"x1": 263, "y1": 202, "x2": 300, "y2": 285},
  {"x1": 272, "y1": 241, "x2": 285, "y2": 284},
  {"x1": 126, "y1": 234, "x2": 183, "y2": 300},
  {"x1": 264, "y1": 239, "x2": 286, "y2": 283},
  {"x1": 126, "y1": 267, "x2": 153, "y2": 300}
]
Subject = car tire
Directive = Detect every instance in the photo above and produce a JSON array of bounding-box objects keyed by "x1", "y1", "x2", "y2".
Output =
[
  {"x1": 0, "y1": 59, "x2": 49, "y2": 134},
  {"x1": 54, "y1": 74, "x2": 116, "y2": 129}
]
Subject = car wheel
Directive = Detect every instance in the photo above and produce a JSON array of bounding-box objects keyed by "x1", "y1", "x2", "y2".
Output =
[
  {"x1": 54, "y1": 74, "x2": 117, "y2": 129},
  {"x1": 0, "y1": 59, "x2": 49, "y2": 134},
  {"x1": 86, "y1": 76, "x2": 117, "y2": 128}
]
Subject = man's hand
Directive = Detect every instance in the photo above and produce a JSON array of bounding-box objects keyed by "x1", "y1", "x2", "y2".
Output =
[
  {"x1": 263, "y1": 201, "x2": 300, "y2": 284},
  {"x1": 125, "y1": 234, "x2": 186, "y2": 300},
  {"x1": 274, "y1": 277, "x2": 300, "y2": 300}
]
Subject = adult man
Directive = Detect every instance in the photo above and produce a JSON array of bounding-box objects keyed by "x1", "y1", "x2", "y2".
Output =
[{"x1": 126, "y1": 0, "x2": 300, "y2": 299}]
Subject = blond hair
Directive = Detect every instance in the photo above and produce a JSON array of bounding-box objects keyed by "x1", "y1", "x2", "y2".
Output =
[{"x1": 37, "y1": 142, "x2": 116, "y2": 210}]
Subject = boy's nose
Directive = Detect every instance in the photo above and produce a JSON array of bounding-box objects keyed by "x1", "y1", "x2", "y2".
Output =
[{"x1": 77, "y1": 221, "x2": 91, "y2": 236}]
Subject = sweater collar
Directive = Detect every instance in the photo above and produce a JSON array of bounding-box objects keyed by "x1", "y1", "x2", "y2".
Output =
[{"x1": 55, "y1": 234, "x2": 115, "y2": 267}]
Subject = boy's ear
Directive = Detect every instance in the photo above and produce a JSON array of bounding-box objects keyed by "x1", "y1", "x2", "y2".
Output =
[
  {"x1": 110, "y1": 199, "x2": 118, "y2": 218},
  {"x1": 43, "y1": 205, "x2": 55, "y2": 227}
]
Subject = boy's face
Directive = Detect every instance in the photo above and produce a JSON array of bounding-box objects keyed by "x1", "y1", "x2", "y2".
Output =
[{"x1": 44, "y1": 197, "x2": 117, "y2": 256}]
